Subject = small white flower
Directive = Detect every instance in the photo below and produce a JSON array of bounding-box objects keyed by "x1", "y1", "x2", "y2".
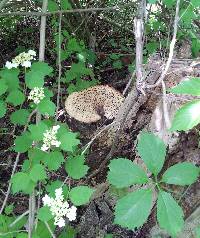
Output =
[
  {"x1": 21, "y1": 60, "x2": 31, "y2": 68},
  {"x1": 41, "y1": 144, "x2": 49, "y2": 152},
  {"x1": 42, "y1": 188, "x2": 77, "y2": 227},
  {"x1": 28, "y1": 87, "x2": 45, "y2": 105},
  {"x1": 67, "y1": 206, "x2": 77, "y2": 221},
  {"x1": 41, "y1": 125, "x2": 61, "y2": 151},
  {"x1": 42, "y1": 194, "x2": 53, "y2": 206},
  {"x1": 56, "y1": 217, "x2": 65, "y2": 227},
  {"x1": 28, "y1": 50, "x2": 36, "y2": 56},
  {"x1": 5, "y1": 61, "x2": 14, "y2": 69},
  {"x1": 5, "y1": 50, "x2": 36, "y2": 69}
]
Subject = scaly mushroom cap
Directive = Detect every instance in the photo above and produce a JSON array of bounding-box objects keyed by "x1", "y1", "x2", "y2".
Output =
[{"x1": 65, "y1": 85, "x2": 124, "y2": 123}]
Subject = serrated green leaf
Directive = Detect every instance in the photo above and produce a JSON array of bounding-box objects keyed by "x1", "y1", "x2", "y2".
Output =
[
  {"x1": 69, "y1": 186, "x2": 94, "y2": 206},
  {"x1": 107, "y1": 158, "x2": 148, "y2": 188},
  {"x1": 38, "y1": 99, "x2": 56, "y2": 116},
  {"x1": 31, "y1": 62, "x2": 53, "y2": 76},
  {"x1": 11, "y1": 172, "x2": 35, "y2": 194},
  {"x1": 169, "y1": 78, "x2": 200, "y2": 96},
  {"x1": 137, "y1": 132, "x2": 166, "y2": 175},
  {"x1": 0, "y1": 68, "x2": 20, "y2": 91},
  {"x1": 65, "y1": 155, "x2": 89, "y2": 179},
  {"x1": 28, "y1": 148, "x2": 46, "y2": 164},
  {"x1": 0, "y1": 80, "x2": 7, "y2": 95},
  {"x1": 25, "y1": 70, "x2": 44, "y2": 89},
  {"x1": 10, "y1": 109, "x2": 29, "y2": 125},
  {"x1": 59, "y1": 132, "x2": 80, "y2": 152},
  {"x1": 29, "y1": 164, "x2": 47, "y2": 182},
  {"x1": 38, "y1": 206, "x2": 53, "y2": 222},
  {"x1": 25, "y1": 62, "x2": 53, "y2": 89},
  {"x1": 29, "y1": 121, "x2": 48, "y2": 141},
  {"x1": 170, "y1": 100, "x2": 200, "y2": 131},
  {"x1": 43, "y1": 151, "x2": 64, "y2": 171},
  {"x1": 6, "y1": 90, "x2": 25, "y2": 106},
  {"x1": 113, "y1": 60, "x2": 122, "y2": 69},
  {"x1": 157, "y1": 191, "x2": 184, "y2": 237},
  {"x1": 14, "y1": 132, "x2": 32, "y2": 153},
  {"x1": 161, "y1": 162, "x2": 199, "y2": 185},
  {"x1": 0, "y1": 100, "x2": 6, "y2": 118},
  {"x1": 114, "y1": 189, "x2": 152, "y2": 230}
]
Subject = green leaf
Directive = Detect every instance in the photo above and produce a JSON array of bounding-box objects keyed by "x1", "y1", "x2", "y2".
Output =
[
  {"x1": 113, "y1": 60, "x2": 123, "y2": 69},
  {"x1": 148, "y1": 0, "x2": 157, "y2": 3},
  {"x1": 0, "y1": 100, "x2": 6, "y2": 118},
  {"x1": 114, "y1": 189, "x2": 152, "y2": 230},
  {"x1": 28, "y1": 148, "x2": 46, "y2": 164},
  {"x1": 38, "y1": 99, "x2": 56, "y2": 116},
  {"x1": 25, "y1": 62, "x2": 53, "y2": 89},
  {"x1": 65, "y1": 155, "x2": 89, "y2": 179},
  {"x1": 48, "y1": 0, "x2": 59, "y2": 11},
  {"x1": 31, "y1": 61, "x2": 53, "y2": 76},
  {"x1": 169, "y1": 78, "x2": 200, "y2": 96},
  {"x1": 6, "y1": 90, "x2": 25, "y2": 106},
  {"x1": 32, "y1": 220, "x2": 55, "y2": 238},
  {"x1": 0, "y1": 68, "x2": 20, "y2": 91},
  {"x1": 0, "y1": 80, "x2": 7, "y2": 95},
  {"x1": 107, "y1": 158, "x2": 148, "y2": 188},
  {"x1": 4, "y1": 204, "x2": 14, "y2": 215},
  {"x1": 10, "y1": 109, "x2": 29, "y2": 125},
  {"x1": 43, "y1": 151, "x2": 65, "y2": 171},
  {"x1": 29, "y1": 121, "x2": 48, "y2": 141},
  {"x1": 38, "y1": 206, "x2": 53, "y2": 222},
  {"x1": 46, "y1": 180, "x2": 68, "y2": 198},
  {"x1": 25, "y1": 70, "x2": 44, "y2": 89},
  {"x1": 191, "y1": 0, "x2": 200, "y2": 7},
  {"x1": 29, "y1": 164, "x2": 47, "y2": 182},
  {"x1": 61, "y1": 0, "x2": 72, "y2": 10},
  {"x1": 157, "y1": 191, "x2": 184, "y2": 237},
  {"x1": 195, "y1": 226, "x2": 200, "y2": 238},
  {"x1": 137, "y1": 132, "x2": 166, "y2": 175},
  {"x1": 170, "y1": 100, "x2": 200, "y2": 131},
  {"x1": 69, "y1": 186, "x2": 94, "y2": 206},
  {"x1": 58, "y1": 226, "x2": 77, "y2": 238},
  {"x1": 14, "y1": 132, "x2": 32, "y2": 153},
  {"x1": 11, "y1": 172, "x2": 35, "y2": 194},
  {"x1": 161, "y1": 162, "x2": 199, "y2": 185},
  {"x1": 59, "y1": 132, "x2": 80, "y2": 152}
]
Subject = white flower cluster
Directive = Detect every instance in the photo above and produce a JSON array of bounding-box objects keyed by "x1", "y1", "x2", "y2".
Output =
[
  {"x1": 28, "y1": 87, "x2": 45, "y2": 104},
  {"x1": 5, "y1": 50, "x2": 36, "y2": 69},
  {"x1": 41, "y1": 125, "x2": 61, "y2": 151},
  {"x1": 42, "y1": 188, "x2": 77, "y2": 227}
]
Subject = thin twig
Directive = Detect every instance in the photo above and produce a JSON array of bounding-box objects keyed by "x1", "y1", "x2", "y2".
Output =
[
  {"x1": 146, "y1": 0, "x2": 181, "y2": 89},
  {"x1": 56, "y1": 12, "x2": 62, "y2": 122},
  {"x1": 0, "y1": 2, "x2": 137, "y2": 17},
  {"x1": 45, "y1": 222, "x2": 56, "y2": 238},
  {"x1": 161, "y1": 80, "x2": 171, "y2": 129},
  {"x1": 9, "y1": 210, "x2": 29, "y2": 228}
]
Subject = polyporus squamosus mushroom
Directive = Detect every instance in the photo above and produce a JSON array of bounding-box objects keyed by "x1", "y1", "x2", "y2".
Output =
[{"x1": 65, "y1": 85, "x2": 124, "y2": 123}]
